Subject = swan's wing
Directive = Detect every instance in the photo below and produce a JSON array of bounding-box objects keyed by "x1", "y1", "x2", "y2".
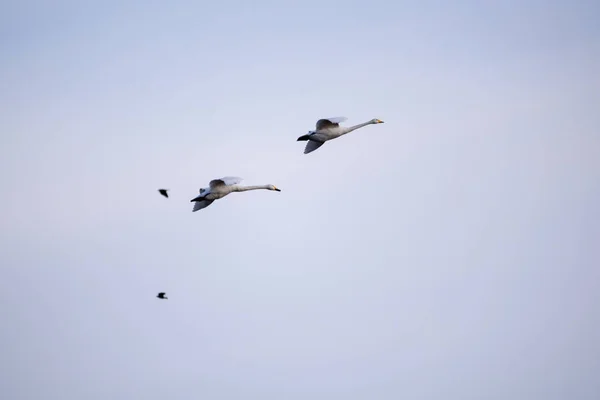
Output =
[
  {"x1": 210, "y1": 176, "x2": 243, "y2": 189},
  {"x1": 192, "y1": 199, "x2": 214, "y2": 212},
  {"x1": 316, "y1": 117, "x2": 347, "y2": 130},
  {"x1": 326, "y1": 117, "x2": 347, "y2": 124},
  {"x1": 304, "y1": 140, "x2": 325, "y2": 154},
  {"x1": 220, "y1": 176, "x2": 243, "y2": 186}
]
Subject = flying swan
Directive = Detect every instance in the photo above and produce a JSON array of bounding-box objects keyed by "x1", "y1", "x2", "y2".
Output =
[
  {"x1": 190, "y1": 176, "x2": 281, "y2": 212},
  {"x1": 297, "y1": 117, "x2": 384, "y2": 154}
]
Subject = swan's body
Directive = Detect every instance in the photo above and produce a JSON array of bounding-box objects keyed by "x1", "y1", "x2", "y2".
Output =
[
  {"x1": 297, "y1": 117, "x2": 384, "y2": 154},
  {"x1": 190, "y1": 176, "x2": 281, "y2": 212}
]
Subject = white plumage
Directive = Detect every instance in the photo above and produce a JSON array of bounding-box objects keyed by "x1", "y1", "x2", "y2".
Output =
[
  {"x1": 297, "y1": 117, "x2": 384, "y2": 154},
  {"x1": 190, "y1": 176, "x2": 281, "y2": 212}
]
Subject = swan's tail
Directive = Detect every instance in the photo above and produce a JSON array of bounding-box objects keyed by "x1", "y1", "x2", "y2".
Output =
[{"x1": 190, "y1": 194, "x2": 205, "y2": 202}]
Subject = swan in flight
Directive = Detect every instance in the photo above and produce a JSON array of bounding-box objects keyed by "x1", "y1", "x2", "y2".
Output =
[
  {"x1": 190, "y1": 176, "x2": 281, "y2": 212},
  {"x1": 297, "y1": 117, "x2": 384, "y2": 154}
]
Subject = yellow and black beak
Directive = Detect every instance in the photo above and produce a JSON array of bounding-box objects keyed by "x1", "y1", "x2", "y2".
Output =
[
  {"x1": 274, "y1": 187, "x2": 281, "y2": 192},
  {"x1": 376, "y1": 119, "x2": 384, "y2": 124}
]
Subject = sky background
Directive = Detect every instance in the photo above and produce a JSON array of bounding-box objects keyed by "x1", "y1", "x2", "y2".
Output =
[{"x1": 1, "y1": 0, "x2": 599, "y2": 399}]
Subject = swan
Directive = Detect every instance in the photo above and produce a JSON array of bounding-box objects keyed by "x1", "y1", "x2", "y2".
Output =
[
  {"x1": 297, "y1": 117, "x2": 384, "y2": 154},
  {"x1": 190, "y1": 176, "x2": 281, "y2": 212}
]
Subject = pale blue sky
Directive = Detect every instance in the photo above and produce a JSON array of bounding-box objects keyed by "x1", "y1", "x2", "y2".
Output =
[{"x1": 1, "y1": 1, "x2": 599, "y2": 399}]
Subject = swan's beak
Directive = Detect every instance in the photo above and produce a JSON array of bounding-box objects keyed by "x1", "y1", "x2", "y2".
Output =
[
  {"x1": 274, "y1": 187, "x2": 281, "y2": 192},
  {"x1": 376, "y1": 119, "x2": 384, "y2": 124}
]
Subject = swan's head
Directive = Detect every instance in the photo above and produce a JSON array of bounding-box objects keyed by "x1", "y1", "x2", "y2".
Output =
[
  {"x1": 268, "y1": 184, "x2": 281, "y2": 192},
  {"x1": 371, "y1": 118, "x2": 384, "y2": 124}
]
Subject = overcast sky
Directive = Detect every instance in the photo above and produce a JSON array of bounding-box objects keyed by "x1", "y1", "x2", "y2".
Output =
[{"x1": 1, "y1": 1, "x2": 599, "y2": 399}]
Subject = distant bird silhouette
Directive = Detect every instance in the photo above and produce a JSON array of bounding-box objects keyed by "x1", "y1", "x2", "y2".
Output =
[
  {"x1": 158, "y1": 189, "x2": 169, "y2": 198},
  {"x1": 157, "y1": 292, "x2": 168, "y2": 299}
]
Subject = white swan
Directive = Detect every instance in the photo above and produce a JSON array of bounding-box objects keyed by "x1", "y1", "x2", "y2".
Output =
[
  {"x1": 297, "y1": 117, "x2": 384, "y2": 154},
  {"x1": 190, "y1": 176, "x2": 281, "y2": 212}
]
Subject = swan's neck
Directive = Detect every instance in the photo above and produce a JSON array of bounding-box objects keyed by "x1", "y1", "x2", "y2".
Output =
[
  {"x1": 232, "y1": 185, "x2": 269, "y2": 192},
  {"x1": 341, "y1": 121, "x2": 373, "y2": 135}
]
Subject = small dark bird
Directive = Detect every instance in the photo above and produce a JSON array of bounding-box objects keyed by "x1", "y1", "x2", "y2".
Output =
[
  {"x1": 158, "y1": 189, "x2": 169, "y2": 198},
  {"x1": 157, "y1": 292, "x2": 168, "y2": 300}
]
